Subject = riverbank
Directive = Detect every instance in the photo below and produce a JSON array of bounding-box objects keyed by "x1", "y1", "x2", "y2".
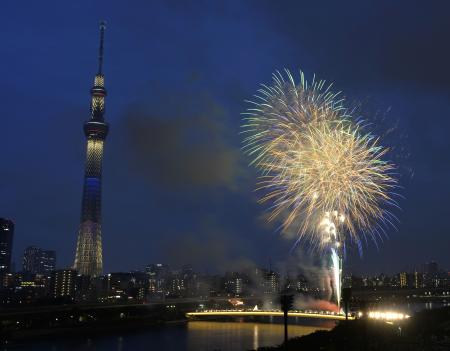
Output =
[
  {"x1": 0, "y1": 303, "x2": 191, "y2": 346},
  {"x1": 254, "y1": 306, "x2": 450, "y2": 350},
  {"x1": 2, "y1": 318, "x2": 188, "y2": 344}
]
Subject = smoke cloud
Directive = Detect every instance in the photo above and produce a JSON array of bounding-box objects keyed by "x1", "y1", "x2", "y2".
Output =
[
  {"x1": 294, "y1": 295, "x2": 339, "y2": 312},
  {"x1": 123, "y1": 90, "x2": 243, "y2": 191}
]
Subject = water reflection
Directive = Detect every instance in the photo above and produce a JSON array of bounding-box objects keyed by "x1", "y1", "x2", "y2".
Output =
[
  {"x1": 186, "y1": 321, "x2": 332, "y2": 351},
  {"x1": 117, "y1": 336, "x2": 123, "y2": 351},
  {"x1": 253, "y1": 324, "x2": 259, "y2": 350},
  {"x1": 8, "y1": 320, "x2": 332, "y2": 351}
]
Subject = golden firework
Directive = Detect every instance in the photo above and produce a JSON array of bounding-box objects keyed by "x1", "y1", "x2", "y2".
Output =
[{"x1": 242, "y1": 70, "x2": 398, "y2": 250}]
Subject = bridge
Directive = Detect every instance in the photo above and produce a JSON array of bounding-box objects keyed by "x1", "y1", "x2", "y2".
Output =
[{"x1": 186, "y1": 309, "x2": 355, "y2": 321}]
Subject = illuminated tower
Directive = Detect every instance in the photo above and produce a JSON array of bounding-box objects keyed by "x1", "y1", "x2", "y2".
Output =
[{"x1": 74, "y1": 22, "x2": 108, "y2": 277}]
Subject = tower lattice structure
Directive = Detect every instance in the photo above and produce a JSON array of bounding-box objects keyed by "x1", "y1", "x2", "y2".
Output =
[{"x1": 74, "y1": 22, "x2": 108, "y2": 277}]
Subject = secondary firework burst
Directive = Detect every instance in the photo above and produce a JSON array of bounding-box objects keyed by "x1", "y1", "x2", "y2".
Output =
[{"x1": 242, "y1": 69, "x2": 398, "y2": 308}]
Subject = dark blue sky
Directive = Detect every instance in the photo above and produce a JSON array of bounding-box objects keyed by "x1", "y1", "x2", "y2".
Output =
[{"x1": 1, "y1": 1, "x2": 450, "y2": 275}]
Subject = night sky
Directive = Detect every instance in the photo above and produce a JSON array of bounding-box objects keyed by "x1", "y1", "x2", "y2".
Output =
[{"x1": 2, "y1": 1, "x2": 450, "y2": 275}]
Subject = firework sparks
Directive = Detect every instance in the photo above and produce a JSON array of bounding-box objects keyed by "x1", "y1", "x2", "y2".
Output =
[
  {"x1": 242, "y1": 69, "x2": 397, "y2": 249},
  {"x1": 242, "y1": 69, "x2": 399, "y2": 305},
  {"x1": 330, "y1": 247, "x2": 342, "y2": 309}
]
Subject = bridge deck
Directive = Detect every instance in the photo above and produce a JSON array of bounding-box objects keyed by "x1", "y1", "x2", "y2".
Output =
[{"x1": 186, "y1": 310, "x2": 354, "y2": 321}]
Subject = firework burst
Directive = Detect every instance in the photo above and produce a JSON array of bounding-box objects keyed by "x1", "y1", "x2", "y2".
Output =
[{"x1": 242, "y1": 69, "x2": 398, "y2": 251}]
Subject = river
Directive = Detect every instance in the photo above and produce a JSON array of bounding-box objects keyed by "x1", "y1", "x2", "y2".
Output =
[{"x1": 5, "y1": 320, "x2": 334, "y2": 351}]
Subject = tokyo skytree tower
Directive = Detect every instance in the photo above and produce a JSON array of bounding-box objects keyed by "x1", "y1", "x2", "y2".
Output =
[{"x1": 74, "y1": 22, "x2": 109, "y2": 277}]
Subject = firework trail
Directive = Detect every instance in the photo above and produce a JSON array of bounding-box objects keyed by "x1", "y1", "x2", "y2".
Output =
[{"x1": 242, "y1": 69, "x2": 398, "y2": 307}]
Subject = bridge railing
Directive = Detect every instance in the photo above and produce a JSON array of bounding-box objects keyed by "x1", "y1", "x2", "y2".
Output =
[{"x1": 186, "y1": 309, "x2": 355, "y2": 320}]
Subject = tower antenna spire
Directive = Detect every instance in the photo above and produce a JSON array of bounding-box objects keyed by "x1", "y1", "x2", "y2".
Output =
[{"x1": 97, "y1": 21, "x2": 106, "y2": 74}]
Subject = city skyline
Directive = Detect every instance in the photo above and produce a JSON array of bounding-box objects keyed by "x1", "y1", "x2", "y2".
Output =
[
  {"x1": 3, "y1": 228, "x2": 448, "y2": 278},
  {"x1": 2, "y1": 2, "x2": 450, "y2": 275}
]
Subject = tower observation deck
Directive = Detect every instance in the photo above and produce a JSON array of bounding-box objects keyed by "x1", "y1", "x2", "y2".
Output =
[{"x1": 74, "y1": 22, "x2": 108, "y2": 277}]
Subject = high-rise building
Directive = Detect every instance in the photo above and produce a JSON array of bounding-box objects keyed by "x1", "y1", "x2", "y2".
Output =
[
  {"x1": 425, "y1": 261, "x2": 439, "y2": 276},
  {"x1": 0, "y1": 218, "x2": 14, "y2": 288},
  {"x1": 263, "y1": 270, "x2": 280, "y2": 294},
  {"x1": 399, "y1": 272, "x2": 407, "y2": 288},
  {"x1": 146, "y1": 264, "x2": 169, "y2": 295},
  {"x1": 413, "y1": 271, "x2": 423, "y2": 289},
  {"x1": 22, "y1": 246, "x2": 56, "y2": 274},
  {"x1": 51, "y1": 269, "x2": 77, "y2": 298},
  {"x1": 423, "y1": 261, "x2": 439, "y2": 288},
  {"x1": 224, "y1": 272, "x2": 244, "y2": 296},
  {"x1": 296, "y1": 274, "x2": 309, "y2": 292},
  {"x1": 41, "y1": 250, "x2": 56, "y2": 274},
  {"x1": 22, "y1": 246, "x2": 39, "y2": 273},
  {"x1": 74, "y1": 22, "x2": 109, "y2": 277},
  {"x1": 74, "y1": 274, "x2": 93, "y2": 301}
]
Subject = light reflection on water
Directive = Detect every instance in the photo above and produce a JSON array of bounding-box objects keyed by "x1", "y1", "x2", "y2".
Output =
[
  {"x1": 186, "y1": 321, "x2": 333, "y2": 351},
  {"x1": 253, "y1": 323, "x2": 259, "y2": 350},
  {"x1": 6, "y1": 320, "x2": 333, "y2": 351}
]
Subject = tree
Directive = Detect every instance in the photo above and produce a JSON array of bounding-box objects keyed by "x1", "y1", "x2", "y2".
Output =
[
  {"x1": 342, "y1": 287, "x2": 352, "y2": 320},
  {"x1": 280, "y1": 294, "x2": 294, "y2": 346}
]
